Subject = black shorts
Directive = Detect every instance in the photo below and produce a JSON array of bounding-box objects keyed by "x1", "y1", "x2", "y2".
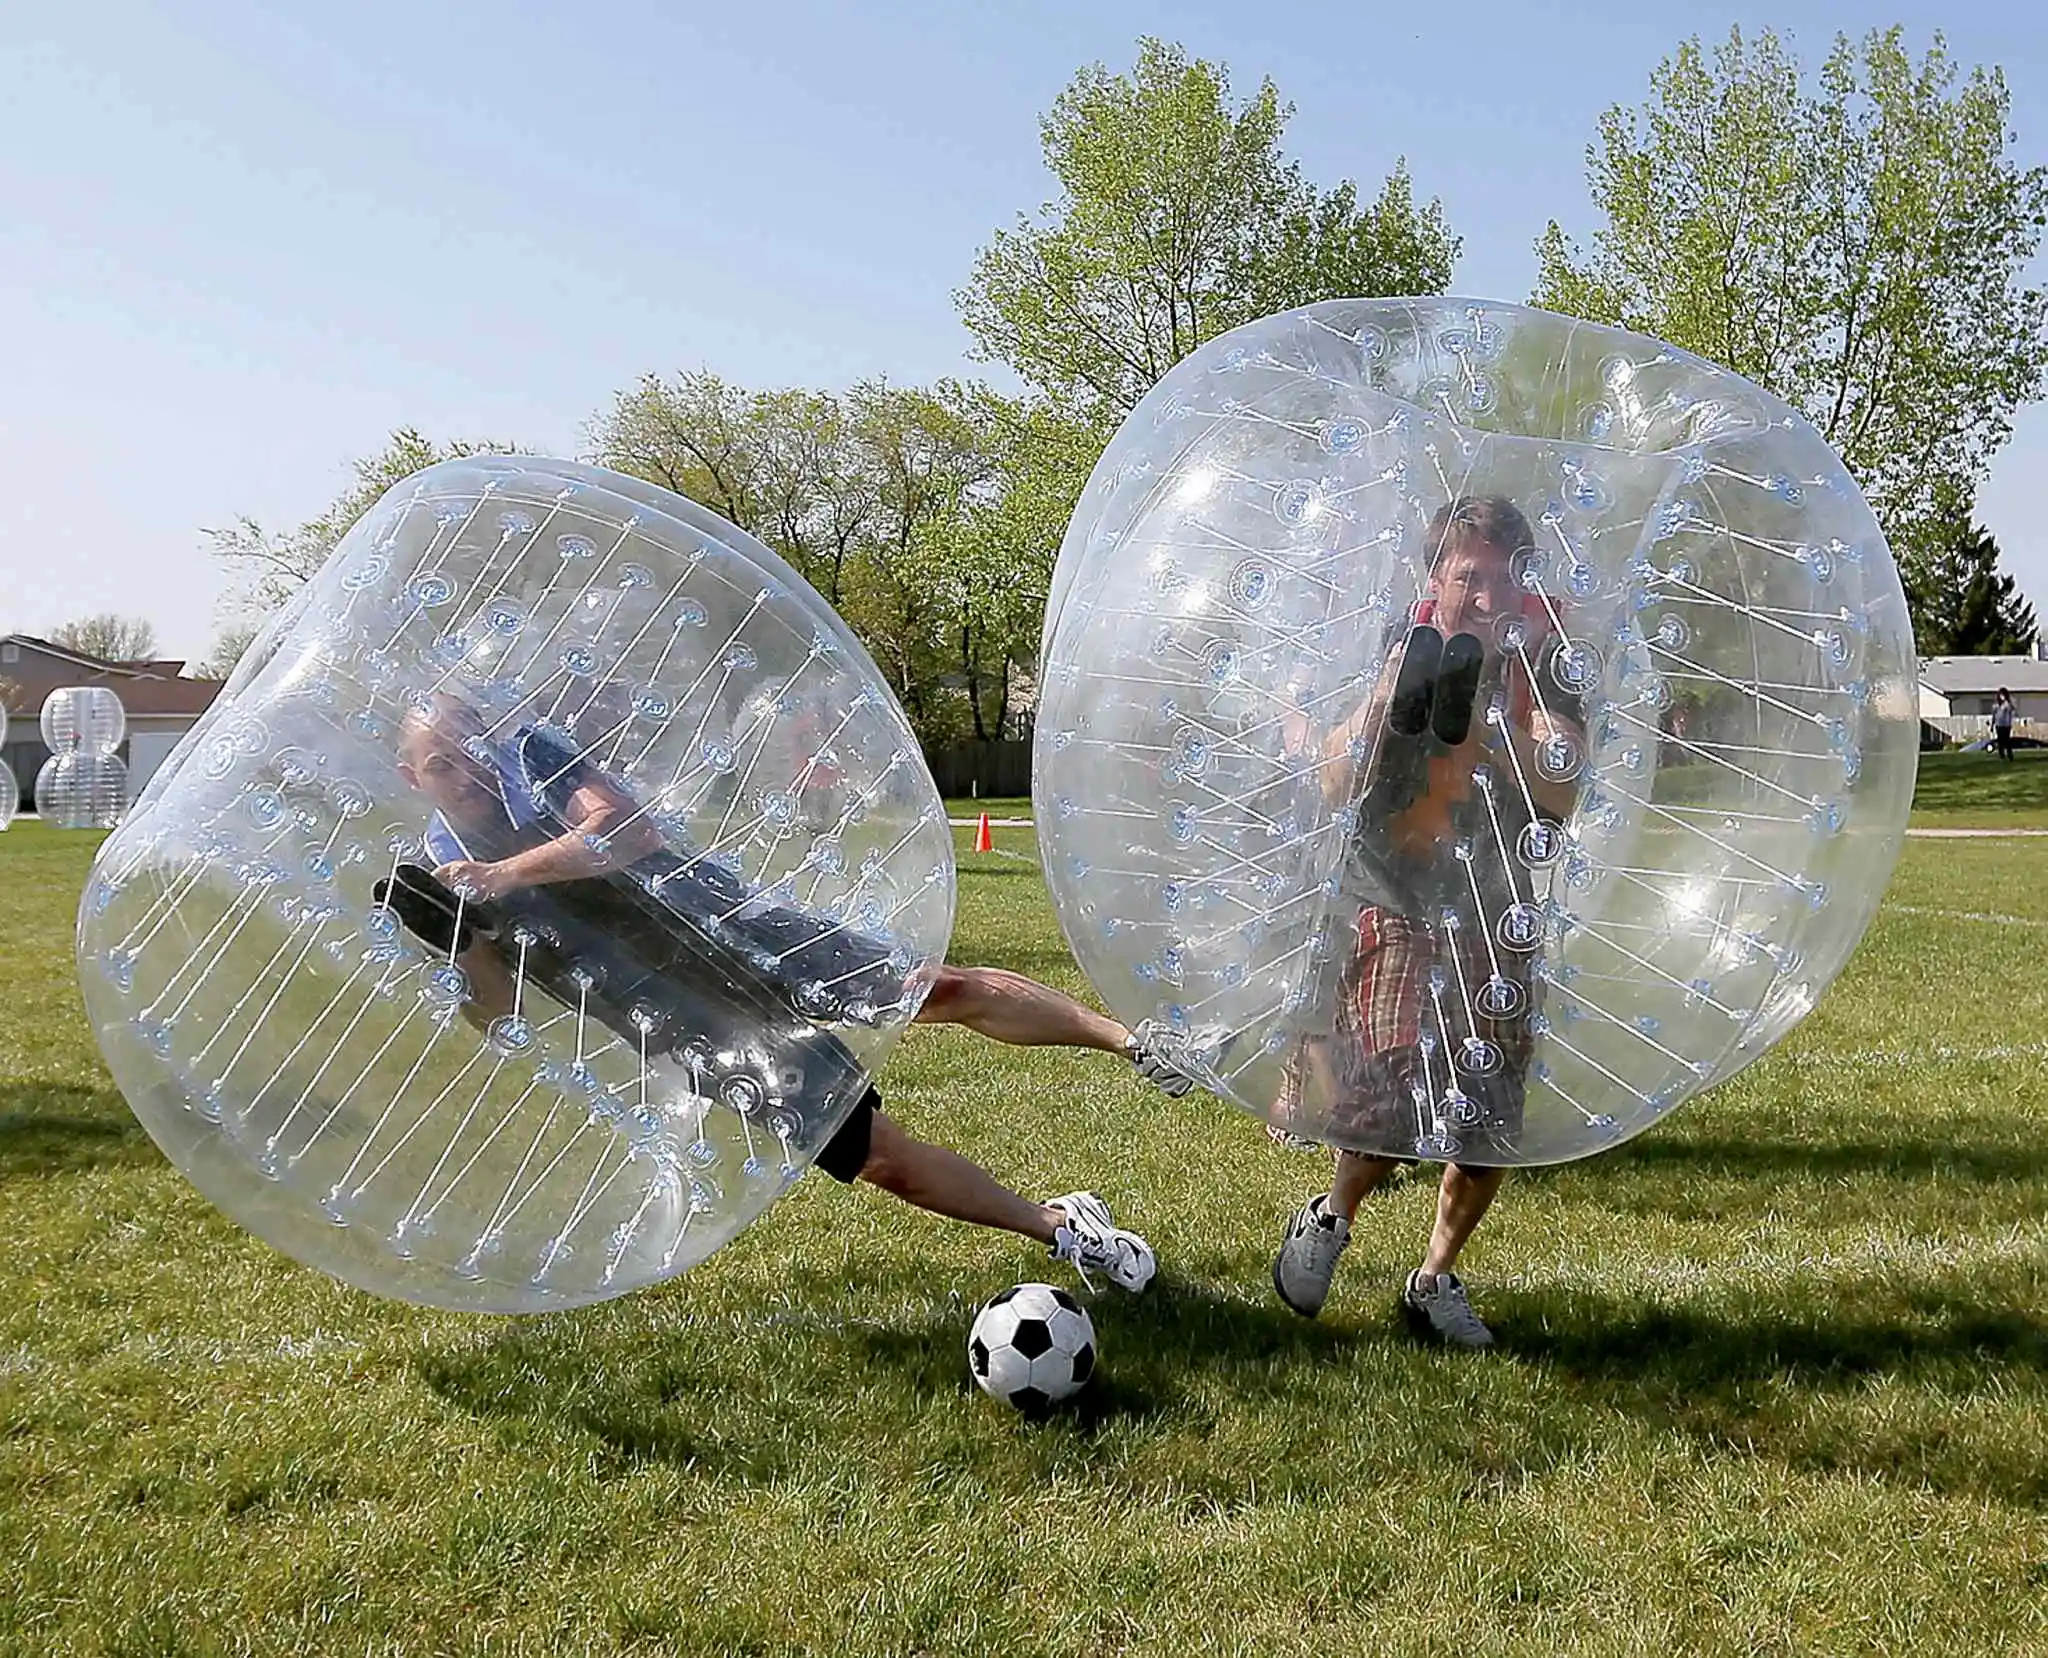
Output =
[{"x1": 815, "y1": 1085, "x2": 882, "y2": 1183}]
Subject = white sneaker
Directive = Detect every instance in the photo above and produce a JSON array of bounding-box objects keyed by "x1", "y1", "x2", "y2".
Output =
[
  {"x1": 1272, "y1": 1193, "x2": 1349, "y2": 1318},
  {"x1": 1046, "y1": 1191, "x2": 1156, "y2": 1293},
  {"x1": 1401, "y1": 1269, "x2": 1495, "y2": 1349}
]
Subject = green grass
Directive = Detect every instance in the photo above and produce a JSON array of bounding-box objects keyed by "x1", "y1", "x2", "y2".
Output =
[
  {"x1": 5, "y1": 785, "x2": 2048, "y2": 1656},
  {"x1": 958, "y1": 752, "x2": 2048, "y2": 831},
  {"x1": 1908, "y1": 749, "x2": 2048, "y2": 827}
]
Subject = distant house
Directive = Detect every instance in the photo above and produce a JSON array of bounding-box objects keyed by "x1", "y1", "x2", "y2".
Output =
[{"x1": 1, "y1": 635, "x2": 224, "y2": 807}]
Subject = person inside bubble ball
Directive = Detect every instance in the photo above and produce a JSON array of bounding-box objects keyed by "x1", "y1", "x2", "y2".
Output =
[
  {"x1": 1270, "y1": 495, "x2": 1586, "y2": 1347},
  {"x1": 391, "y1": 693, "x2": 1185, "y2": 1292}
]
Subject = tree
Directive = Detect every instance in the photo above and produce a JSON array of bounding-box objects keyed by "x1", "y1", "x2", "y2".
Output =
[
  {"x1": 198, "y1": 624, "x2": 260, "y2": 682},
  {"x1": 592, "y1": 376, "x2": 884, "y2": 608},
  {"x1": 837, "y1": 380, "x2": 999, "y2": 735},
  {"x1": 49, "y1": 613, "x2": 158, "y2": 662},
  {"x1": 592, "y1": 372, "x2": 768, "y2": 537},
  {"x1": 1533, "y1": 27, "x2": 2048, "y2": 586},
  {"x1": 594, "y1": 371, "x2": 1064, "y2": 743},
  {"x1": 957, "y1": 37, "x2": 1459, "y2": 420},
  {"x1": 204, "y1": 428, "x2": 520, "y2": 671},
  {"x1": 921, "y1": 396, "x2": 1100, "y2": 739},
  {"x1": 1911, "y1": 489, "x2": 2038, "y2": 656}
]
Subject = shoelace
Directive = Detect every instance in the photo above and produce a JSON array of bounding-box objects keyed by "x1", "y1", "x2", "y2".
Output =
[
  {"x1": 1051, "y1": 1224, "x2": 1101, "y2": 1293},
  {"x1": 1298, "y1": 1224, "x2": 1345, "y2": 1276},
  {"x1": 1421, "y1": 1279, "x2": 1489, "y2": 1340}
]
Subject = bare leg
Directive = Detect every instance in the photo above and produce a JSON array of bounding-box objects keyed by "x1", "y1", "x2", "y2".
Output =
[
  {"x1": 1421, "y1": 1164, "x2": 1508, "y2": 1275},
  {"x1": 856, "y1": 1108, "x2": 1061, "y2": 1243},
  {"x1": 1269, "y1": 1036, "x2": 1338, "y2": 1144},
  {"x1": 1328, "y1": 1150, "x2": 1405, "y2": 1221},
  {"x1": 915, "y1": 964, "x2": 1128, "y2": 1055},
  {"x1": 456, "y1": 944, "x2": 516, "y2": 1030}
]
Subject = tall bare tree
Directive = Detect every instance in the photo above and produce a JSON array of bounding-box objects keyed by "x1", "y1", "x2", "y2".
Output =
[{"x1": 49, "y1": 614, "x2": 159, "y2": 663}]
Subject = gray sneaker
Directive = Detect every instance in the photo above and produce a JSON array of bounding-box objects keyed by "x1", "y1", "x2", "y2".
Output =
[
  {"x1": 1401, "y1": 1269, "x2": 1495, "y2": 1349},
  {"x1": 1125, "y1": 1019, "x2": 1231, "y2": 1099},
  {"x1": 1272, "y1": 1193, "x2": 1350, "y2": 1317}
]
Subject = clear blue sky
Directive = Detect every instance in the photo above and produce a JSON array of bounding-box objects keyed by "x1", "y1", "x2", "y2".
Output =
[{"x1": 3, "y1": 0, "x2": 2043, "y2": 662}]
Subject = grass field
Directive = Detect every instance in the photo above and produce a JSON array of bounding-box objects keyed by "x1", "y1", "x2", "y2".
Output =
[{"x1": 3, "y1": 754, "x2": 2048, "y2": 1656}]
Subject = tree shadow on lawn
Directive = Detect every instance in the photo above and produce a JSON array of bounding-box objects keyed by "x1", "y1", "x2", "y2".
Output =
[
  {"x1": 0, "y1": 1082, "x2": 156, "y2": 1178},
  {"x1": 413, "y1": 1258, "x2": 2048, "y2": 1506},
  {"x1": 1603, "y1": 1131, "x2": 2048, "y2": 1187},
  {"x1": 955, "y1": 860, "x2": 1045, "y2": 881},
  {"x1": 1499, "y1": 1263, "x2": 2048, "y2": 1506},
  {"x1": 413, "y1": 1330, "x2": 798, "y2": 1485}
]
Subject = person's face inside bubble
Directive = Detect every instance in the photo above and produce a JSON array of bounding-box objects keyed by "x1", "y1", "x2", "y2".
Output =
[
  {"x1": 397, "y1": 710, "x2": 502, "y2": 824},
  {"x1": 1429, "y1": 537, "x2": 1521, "y2": 638}
]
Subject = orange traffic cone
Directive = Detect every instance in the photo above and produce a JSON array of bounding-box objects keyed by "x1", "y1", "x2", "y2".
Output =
[{"x1": 973, "y1": 811, "x2": 993, "y2": 854}]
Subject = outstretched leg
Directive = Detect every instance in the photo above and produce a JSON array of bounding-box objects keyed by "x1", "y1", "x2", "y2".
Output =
[
  {"x1": 857, "y1": 1108, "x2": 1060, "y2": 1242},
  {"x1": 852, "y1": 1108, "x2": 1157, "y2": 1291},
  {"x1": 914, "y1": 964, "x2": 1127, "y2": 1053}
]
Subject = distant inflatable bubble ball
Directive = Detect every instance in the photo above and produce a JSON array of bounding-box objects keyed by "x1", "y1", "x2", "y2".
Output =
[
  {"x1": 78, "y1": 457, "x2": 955, "y2": 1311},
  {"x1": 1035, "y1": 298, "x2": 1918, "y2": 1166},
  {"x1": 37, "y1": 752, "x2": 128, "y2": 829},
  {"x1": 42, "y1": 685, "x2": 127, "y2": 755},
  {"x1": 0, "y1": 760, "x2": 17, "y2": 831}
]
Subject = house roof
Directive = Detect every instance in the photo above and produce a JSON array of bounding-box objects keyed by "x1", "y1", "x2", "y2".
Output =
[
  {"x1": 1919, "y1": 655, "x2": 2048, "y2": 696},
  {"x1": 1, "y1": 633, "x2": 224, "y2": 720}
]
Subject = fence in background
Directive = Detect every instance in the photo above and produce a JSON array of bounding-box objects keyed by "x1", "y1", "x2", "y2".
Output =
[
  {"x1": 923, "y1": 740, "x2": 1033, "y2": 798},
  {"x1": 1923, "y1": 716, "x2": 2045, "y2": 745}
]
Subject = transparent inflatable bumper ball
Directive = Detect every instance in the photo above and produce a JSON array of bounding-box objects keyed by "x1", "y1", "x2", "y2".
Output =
[
  {"x1": 1034, "y1": 297, "x2": 1917, "y2": 1166},
  {"x1": 76, "y1": 458, "x2": 956, "y2": 1311}
]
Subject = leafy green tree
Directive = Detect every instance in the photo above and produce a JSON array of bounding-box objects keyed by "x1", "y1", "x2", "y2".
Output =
[
  {"x1": 837, "y1": 381, "x2": 997, "y2": 734},
  {"x1": 958, "y1": 37, "x2": 1459, "y2": 419},
  {"x1": 204, "y1": 428, "x2": 521, "y2": 670},
  {"x1": 1911, "y1": 489, "x2": 2039, "y2": 656},
  {"x1": 902, "y1": 394, "x2": 1097, "y2": 740},
  {"x1": 596, "y1": 372, "x2": 1063, "y2": 741},
  {"x1": 1534, "y1": 26, "x2": 2048, "y2": 583}
]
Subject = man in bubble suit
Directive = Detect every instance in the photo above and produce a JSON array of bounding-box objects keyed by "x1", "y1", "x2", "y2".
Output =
[
  {"x1": 1270, "y1": 497, "x2": 1586, "y2": 1347},
  {"x1": 392, "y1": 694, "x2": 1178, "y2": 1292}
]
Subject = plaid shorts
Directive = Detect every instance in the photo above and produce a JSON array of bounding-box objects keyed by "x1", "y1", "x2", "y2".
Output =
[{"x1": 1292, "y1": 903, "x2": 1533, "y2": 1159}]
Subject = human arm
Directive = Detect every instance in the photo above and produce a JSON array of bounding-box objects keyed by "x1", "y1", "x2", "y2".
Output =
[
  {"x1": 436, "y1": 779, "x2": 665, "y2": 900},
  {"x1": 1317, "y1": 656, "x2": 1404, "y2": 805}
]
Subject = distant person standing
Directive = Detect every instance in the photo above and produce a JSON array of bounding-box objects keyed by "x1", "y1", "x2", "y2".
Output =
[{"x1": 1993, "y1": 689, "x2": 2017, "y2": 762}]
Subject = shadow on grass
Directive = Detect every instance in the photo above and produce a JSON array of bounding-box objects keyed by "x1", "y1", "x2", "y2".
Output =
[
  {"x1": 1503, "y1": 1265, "x2": 2048, "y2": 1506},
  {"x1": 413, "y1": 1334, "x2": 793, "y2": 1483},
  {"x1": 1591, "y1": 1131, "x2": 2048, "y2": 1190},
  {"x1": 841, "y1": 1273, "x2": 1346, "y2": 1432},
  {"x1": 0, "y1": 1083, "x2": 154, "y2": 1178},
  {"x1": 413, "y1": 1274, "x2": 1344, "y2": 1477}
]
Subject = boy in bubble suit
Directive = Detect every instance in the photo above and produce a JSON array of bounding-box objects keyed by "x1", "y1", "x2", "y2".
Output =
[
  {"x1": 392, "y1": 695, "x2": 1183, "y2": 1293},
  {"x1": 1270, "y1": 496, "x2": 1586, "y2": 1347}
]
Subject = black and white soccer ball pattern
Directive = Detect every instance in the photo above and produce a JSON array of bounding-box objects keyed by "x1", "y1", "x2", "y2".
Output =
[{"x1": 967, "y1": 1282, "x2": 1097, "y2": 1409}]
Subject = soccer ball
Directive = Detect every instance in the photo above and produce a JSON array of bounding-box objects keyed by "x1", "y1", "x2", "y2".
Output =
[{"x1": 967, "y1": 1282, "x2": 1097, "y2": 1410}]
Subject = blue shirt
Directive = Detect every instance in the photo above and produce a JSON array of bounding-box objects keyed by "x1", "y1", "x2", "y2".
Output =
[{"x1": 423, "y1": 725, "x2": 576, "y2": 865}]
